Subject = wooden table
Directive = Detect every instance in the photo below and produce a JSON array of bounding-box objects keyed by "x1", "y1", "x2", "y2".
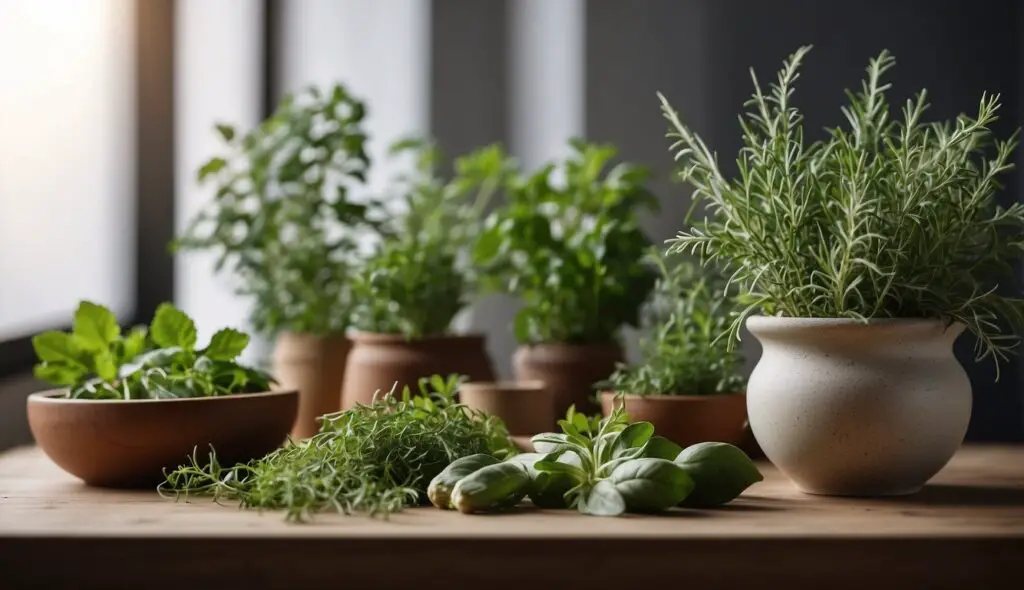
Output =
[{"x1": 1, "y1": 445, "x2": 1022, "y2": 590}]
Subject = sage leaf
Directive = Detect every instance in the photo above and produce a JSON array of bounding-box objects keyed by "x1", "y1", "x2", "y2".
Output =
[
  {"x1": 517, "y1": 452, "x2": 580, "y2": 509},
  {"x1": 609, "y1": 458, "x2": 694, "y2": 512},
  {"x1": 203, "y1": 328, "x2": 250, "y2": 361},
  {"x1": 613, "y1": 421, "x2": 655, "y2": 456},
  {"x1": 428, "y1": 454, "x2": 499, "y2": 509},
  {"x1": 674, "y1": 442, "x2": 763, "y2": 507},
  {"x1": 578, "y1": 480, "x2": 625, "y2": 516},
  {"x1": 531, "y1": 433, "x2": 571, "y2": 454},
  {"x1": 72, "y1": 301, "x2": 120, "y2": 349},
  {"x1": 150, "y1": 303, "x2": 198, "y2": 350},
  {"x1": 451, "y1": 462, "x2": 530, "y2": 514}
]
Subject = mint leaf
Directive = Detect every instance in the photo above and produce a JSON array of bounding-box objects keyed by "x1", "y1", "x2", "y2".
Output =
[
  {"x1": 202, "y1": 328, "x2": 249, "y2": 361},
  {"x1": 120, "y1": 326, "x2": 149, "y2": 363},
  {"x1": 32, "y1": 331, "x2": 87, "y2": 366},
  {"x1": 33, "y1": 362, "x2": 86, "y2": 386},
  {"x1": 90, "y1": 349, "x2": 118, "y2": 382},
  {"x1": 150, "y1": 303, "x2": 198, "y2": 350},
  {"x1": 72, "y1": 301, "x2": 120, "y2": 349}
]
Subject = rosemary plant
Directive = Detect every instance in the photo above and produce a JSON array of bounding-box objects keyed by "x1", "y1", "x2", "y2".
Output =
[
  {"x1": 350, "y1": 139, "x2": 512, "y2": 338},
  {"x1": 174, "y1": 83, "x2": 381, "y2": 336},
  {"x1": 659, "y1": 46, "x2": 1024, "y2": 370},
  {"x1": 159, "y1": 374, "x2": 515, "y2": 521},
  {"x1": 599, "y1": 252, "x2": 745, "y2": 396}
]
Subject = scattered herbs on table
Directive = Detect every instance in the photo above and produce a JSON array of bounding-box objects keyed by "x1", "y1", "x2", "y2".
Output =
[
  {"x1": 428, "y1": 400, "x2": 763, "y2": 516},
  {"x1": 159, "y1": 374, "x2": 515, "y2": 521},
  {"x1": 32, "y1": 301, "x2": 272, "y2": 400}
]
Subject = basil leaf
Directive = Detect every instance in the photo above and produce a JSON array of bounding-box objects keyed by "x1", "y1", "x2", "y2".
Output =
[
  {"x1": 516, "y1": 452, "x2": 580, "y2": 509},
  {"x1": 613, "y1": 421, "x2": 655, "y2": 456},
  {"x1": 641, "y1": 436, "x2": 684, "y2": 460},
  {"x1": 202, "y1": 328, "x2": 249, "y2": 361},
  {"x1": 578, "y1": 480, "x2": 625, "y2": 516},
  {"x1": 150, "y1": 304, "x2": 198, "y2": 350},
  {"x1": 72, "y1": 301, "x2": 120, "y2": 349},
  {"x1": 674, "y1": 442, "x2": 763, "y2": 507},
  {"x1": 609, "y1": 458, "x2": 694, "y2": 513}
]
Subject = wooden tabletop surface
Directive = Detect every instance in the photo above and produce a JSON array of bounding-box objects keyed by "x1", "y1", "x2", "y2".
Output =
[{"x1": 2, "y1": 444, "x2": 1022, "y2": 589}]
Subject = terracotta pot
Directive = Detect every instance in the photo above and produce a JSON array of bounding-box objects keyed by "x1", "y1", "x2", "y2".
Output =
[
  {"x1": 27, "y1": 389, "x2": 298, "y2": 488},
  {"x1": 513, "y1": 343, "x2": 622, "y2": 419},
  {"x1": 459, "y1": 381, "x2": 555, "y2": 436},
  {"x1": 746, "y1": 316, "x2": 971, "y2": 496},
  {"x1": 599, "y1": 391, "x2": 748, "y2": 449},
  {"x1": 341, "y1": 332, "x2": 496, "y2": 408},
  {"x1": 272, "y1": 332, "x2": 351, "y2": 439}
]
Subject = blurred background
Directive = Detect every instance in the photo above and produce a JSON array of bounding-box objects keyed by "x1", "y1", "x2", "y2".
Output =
[{"x1": 1, "y1": 0, "x2": 1022, "y2": 449}]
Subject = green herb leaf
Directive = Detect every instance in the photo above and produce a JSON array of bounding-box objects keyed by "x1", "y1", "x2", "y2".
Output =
[
  {"x1": 33, "y1": 362, "x2": 86, "y2": 386},
  {"x1": 32, "y1": 331, "x2": 87, "y2": 366},
  {"x1": 214, "y1": 123, "x2": 235, "y2": 142},
  {"x1": 609, "y1": 458, "x2": 694, "y2": 512},
  {"x1": 72, "y1": 301, "x2": 120, "y2": 349},
  {"x1": 613, "y1": 421, "x2": 655, "y2": 455},
  {"x1": 577, "y1": 480, "x2": 626, "y2": 516},
  {"x1": 640, "y1": 436, "x2": 684, "y2": 460},
  {"x1": 120, "y1": 326, "x2": 148, "y2": 363},
  {"x1": 150, "y1": 304, "x2": 198, "y2": 350},
  {"x1": 202, "y1": 328, "x2": 249, "y2": 361},
  {"x1": 428, "y1": 454, "x2": 500, "y2": 509},
  {"x1": 197, "y1": 157, "x2": 227, "y2": 181},
  {"x1": 674, "y1": 442, "x2": 763, "y2": 507}
]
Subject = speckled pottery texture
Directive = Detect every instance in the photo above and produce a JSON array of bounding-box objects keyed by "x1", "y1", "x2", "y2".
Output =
[{"x1": 745, "y1": 316, "x2": 971, "y2": 496}]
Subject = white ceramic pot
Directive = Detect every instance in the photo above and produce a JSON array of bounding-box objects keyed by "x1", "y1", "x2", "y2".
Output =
[{"x1": 745, "y1": 316, "x2": 971, "y2": 496}]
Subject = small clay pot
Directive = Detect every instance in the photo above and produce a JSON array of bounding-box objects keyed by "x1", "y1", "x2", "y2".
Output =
[
  {"x1": 272, "y1": 332, "x2": 351, "y2": 439},
  {"x1": 459, "y1": 381, "x2": 554, "y2": 436},
  {"x1": 513, "y1": 343, "x2": 623, "y2": 420},
  {"x1": 27, "y1": 389, "x2": 298, "y2": 488},
  {"x1": 599, "y1": 391, "x2": 748, "y2": 449},
  {"x1": 341, "y1": 332, "x2": 496, "y2": 408}
]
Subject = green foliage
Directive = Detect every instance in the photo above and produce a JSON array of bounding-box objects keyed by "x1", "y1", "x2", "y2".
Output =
[
  {"x1": 659, "y1": 46, "x2": 1024, "y2": 371},
  {"x1": 528, "y1": 404, "x2": 695, "y2": 516},
  {"x1": 33, "y1": 302, "x2": 273, "y2": 400},
  {"x1": 675, "y1": 441, "x2": 764, "y2": 507},
  {"x1": 159, "y1": 374, "x2": 515, "y2": 521},
  {"x1": 476, "y1": 139, "x2": 658, "y2": 345},
  {"x1": 174, "y1": 83, "x2": 380, "y2": 336},
  {"x1": 350, "y1": 140, "x2": 513, "y2": 338},
  {"x1": 599, "y1": 251, "x2": 746, "y2": 396}
]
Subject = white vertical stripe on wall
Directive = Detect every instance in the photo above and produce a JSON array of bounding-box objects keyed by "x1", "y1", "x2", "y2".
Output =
[
  {"x1": 174, "y1": 0, "x2": 265, "y2": 362},
  {"x1": 278, "y1": 0, "x2": 431, "y2": 196},
  {"x1": 0, "y1": 0, "x2": 135, "y2": 338},
  {"x1": 509, "y1": 0, "x2": 585, "y2": 170}
]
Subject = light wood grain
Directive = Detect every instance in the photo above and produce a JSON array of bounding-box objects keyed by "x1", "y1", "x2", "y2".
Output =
[{"x1": 1, "y1": 445, "x2": 1022, "y2": 590}]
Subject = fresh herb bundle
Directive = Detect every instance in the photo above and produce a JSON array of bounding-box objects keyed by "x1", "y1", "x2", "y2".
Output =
[
  {"x1": 159, "y1": 374, "x2": 515, "y2": 521},
  {"x1": 475, "y1": 139, "x2": 658, "y2": 345},
  {"x1": 174, "y1": 83, "x2": 381, "y2": 336},
  {"x1": 33, "y1": 302, "x2": 272, "y2": 400},
  {"x1": 350, "y1": 139, "x2": 512, "y2": 338},
  {"x1": 599, "y1": 251, "x2": 746, "y2": 396},
  {"x1": 659, "y1": 46, "x2": 1024, "y2": 369}
]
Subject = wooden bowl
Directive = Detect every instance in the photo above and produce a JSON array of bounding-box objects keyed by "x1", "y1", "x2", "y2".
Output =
[{"x1": 27, "y1": 389, "x2": 298, "y2": 488}]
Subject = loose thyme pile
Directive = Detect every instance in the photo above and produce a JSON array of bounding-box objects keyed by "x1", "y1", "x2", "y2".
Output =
[{"x1": 159, "y1": 375, "x2": 514, "y2": 521}]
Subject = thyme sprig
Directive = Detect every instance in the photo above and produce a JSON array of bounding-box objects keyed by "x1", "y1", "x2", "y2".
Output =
[{"x1": 159, "y1": 374, "x2": 514, "y2": 521}]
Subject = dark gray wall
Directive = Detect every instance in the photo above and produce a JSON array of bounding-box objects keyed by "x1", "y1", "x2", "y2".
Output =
[{"x1": 586, "y1": 0, "x2": 1024, "y2": 441}]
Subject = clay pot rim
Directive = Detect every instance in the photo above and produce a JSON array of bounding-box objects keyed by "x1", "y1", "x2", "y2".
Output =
[
  {"x1": 27, "y1": 388, "x2": 298, "y2": 406},
  {"x1": 348, "y1": 331, "x2": 487, "y2": 344},
  {"x1": 600, "y1": 390, "x2": 746, "y2": 401},
  {"x1": 461, "y1": 380, "x2": 548, "y2": 393}
]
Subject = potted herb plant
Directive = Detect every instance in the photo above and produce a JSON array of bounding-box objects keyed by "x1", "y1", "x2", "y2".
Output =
[
  {"x1": 339, "y1": 139, "x2": 511, "y2": 407},
  {"x1": 475, "y1": 140, "x2": 658, "y2": 418},
  {"x1": 658, "y1": 46, "x2": 1024, "y2": 496},
  {"x1": 597, "y1": 252, "x2": 748, "y2": 448},
  {"x1": 174, "y1": 83, "x2": 377, "y2": 438},
  {"x1": 27, "y1": 301, "x2": 296, "y2": 487}
]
